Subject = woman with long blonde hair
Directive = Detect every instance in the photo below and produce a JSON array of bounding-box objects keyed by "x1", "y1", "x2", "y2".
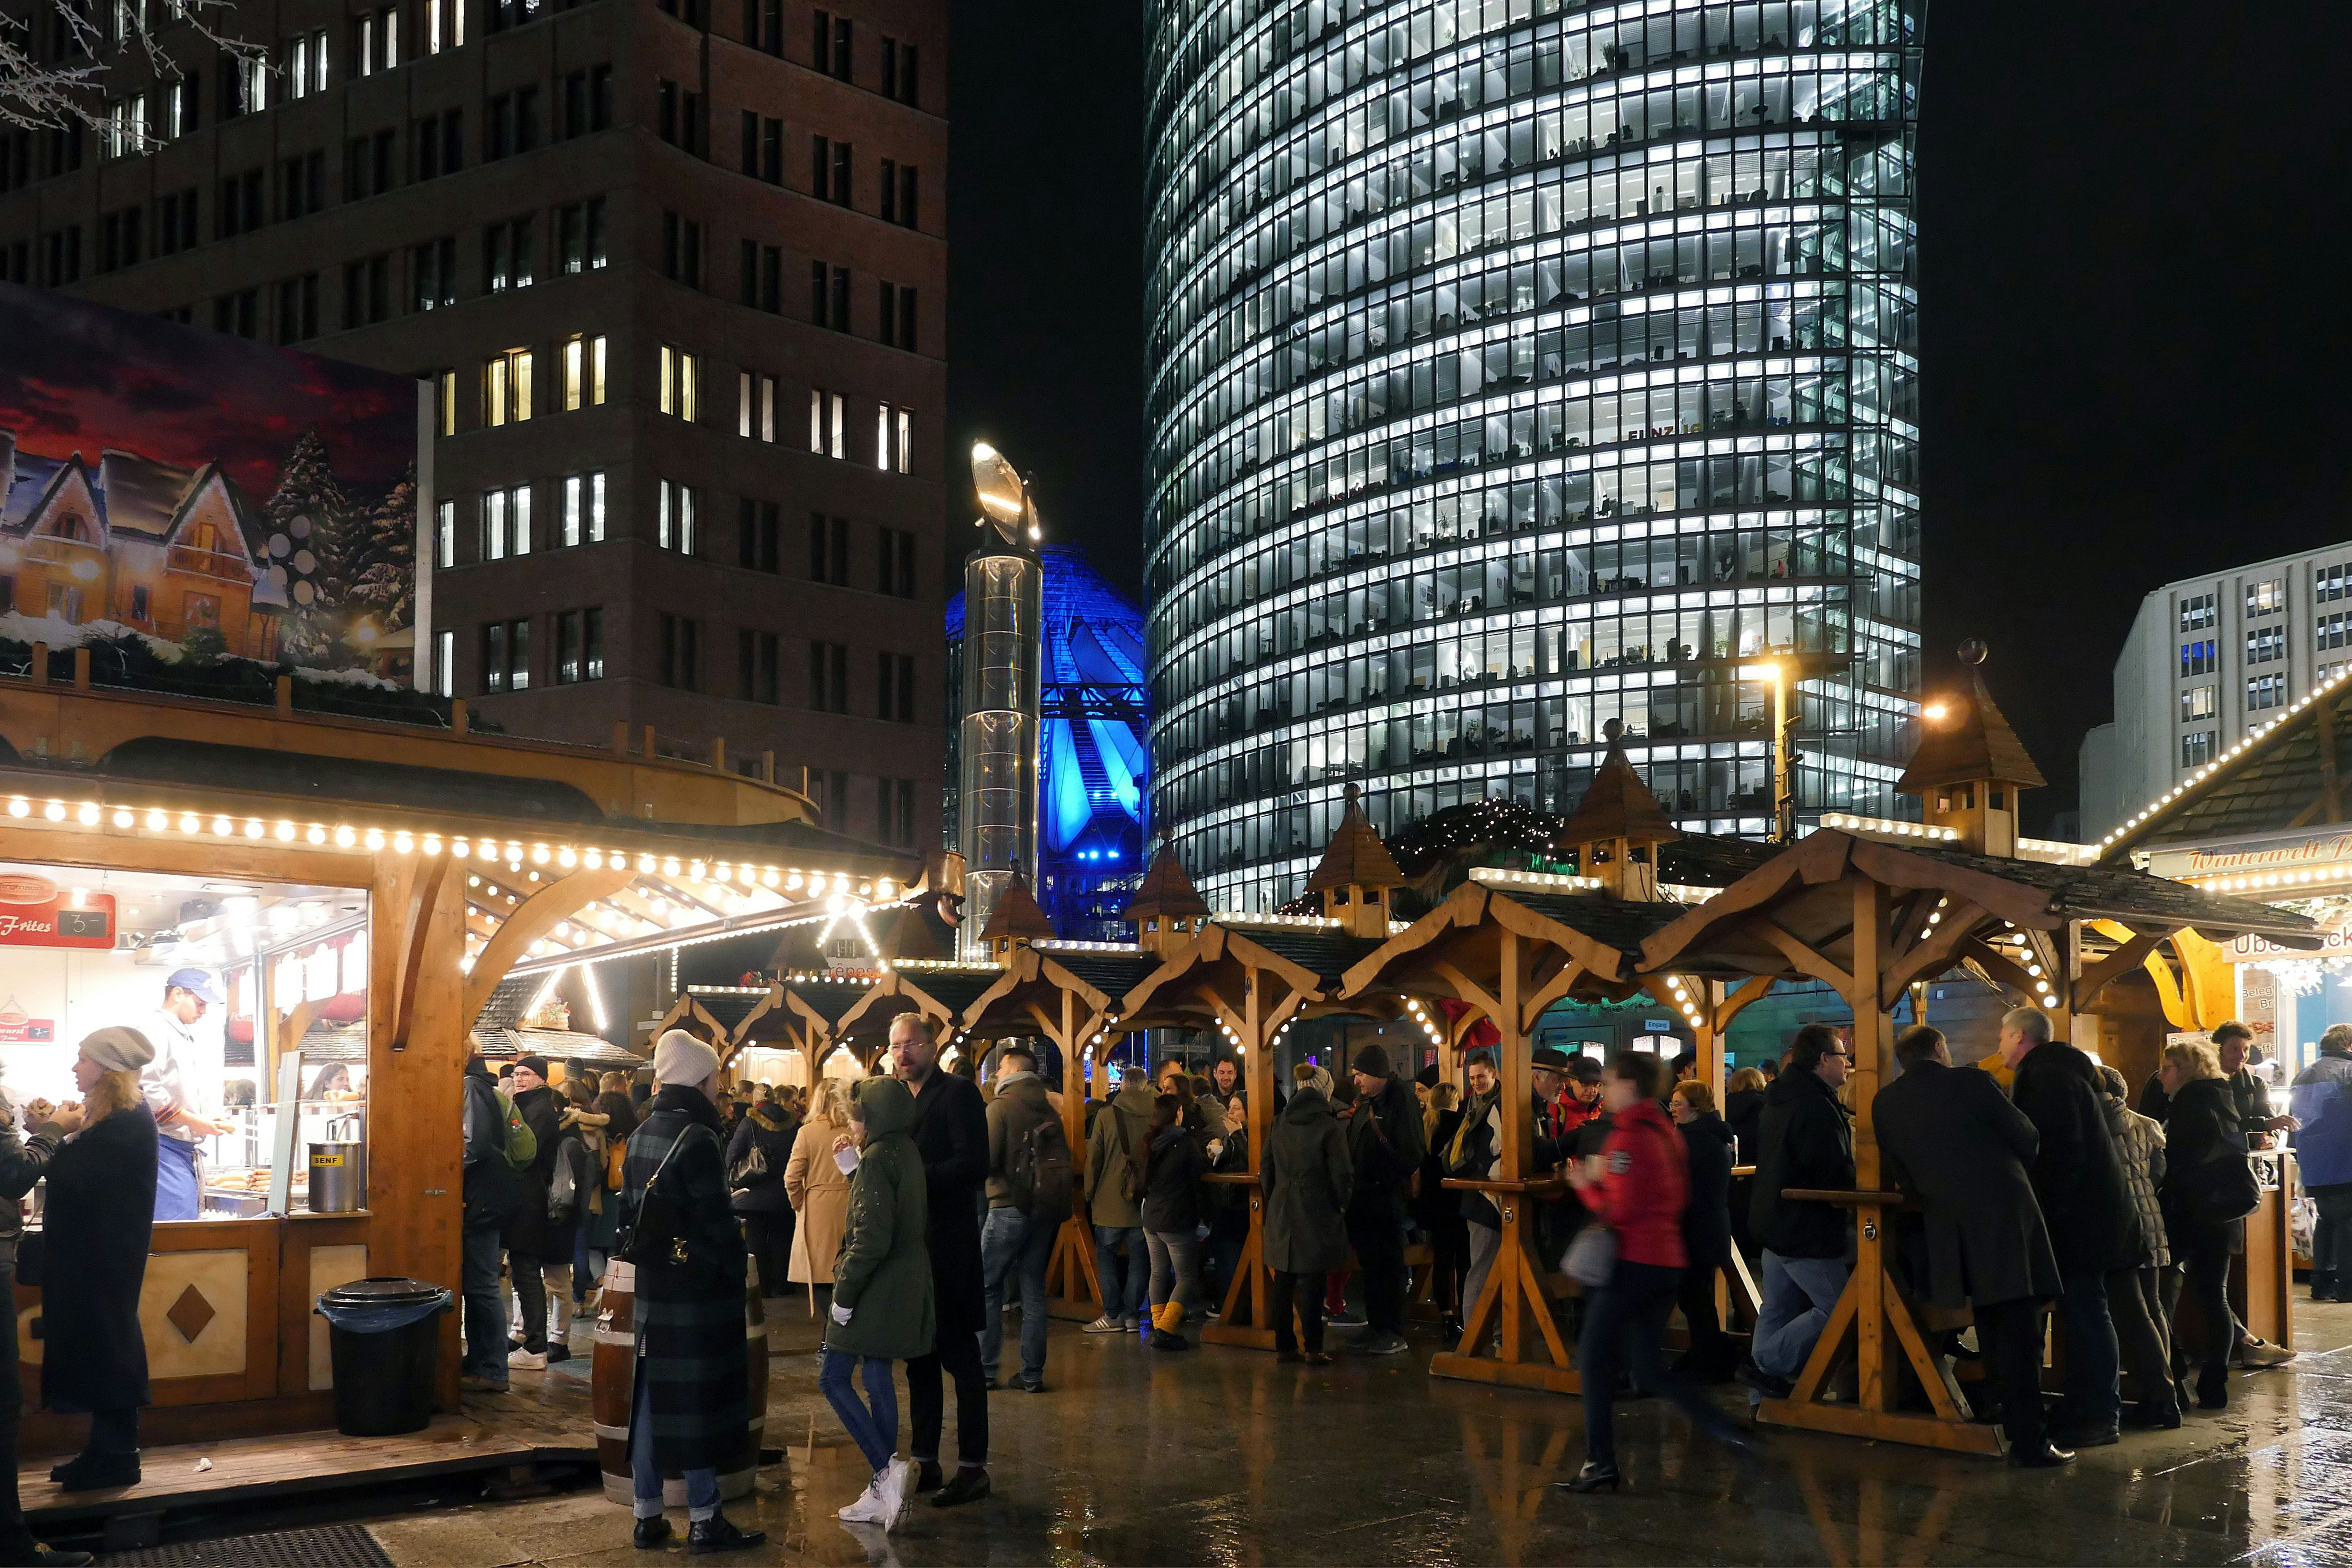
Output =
[
  {"x1": 784, "y1": 1075, "x2": 856, "y2": 1313},
  {"x1": 41, "y1": 1028, "x2": 161, "y2": 1491}
]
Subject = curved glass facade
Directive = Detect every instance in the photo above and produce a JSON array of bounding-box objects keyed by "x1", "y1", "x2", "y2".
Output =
[{"x1": 1143, "y1": 0, "x2": 1926, "y2": 911}]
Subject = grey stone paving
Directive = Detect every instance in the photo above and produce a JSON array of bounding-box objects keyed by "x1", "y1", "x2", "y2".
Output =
[{"x1": 367, "y1": 1300, "x2": 2352, "y2": 1566}]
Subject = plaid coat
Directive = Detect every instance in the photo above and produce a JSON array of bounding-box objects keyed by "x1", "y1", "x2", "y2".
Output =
[{"x1": 620, "y1": 1085, "x2": 748, "y2": 1472}]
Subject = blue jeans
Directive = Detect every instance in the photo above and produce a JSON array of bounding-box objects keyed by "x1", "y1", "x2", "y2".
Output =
[
  {"x1": 2058, "y1": 1266, "x2": 2122, "y2": 1430},
  {"x1": 631, "y1": 1368, "x2": 718, "y2": 1521},
  {"x1": 819, "y1": 1349, "x2": 898, "y2": 1475},
  {"x1": 980, "y1": 1208, "x2": 1055, "y2": 1382},
  {"x1": 1147, "y1": 1230, "x2": 1201, "y2": 1317},
  {"x1": 461, "y1": 1226, "x2": 508, "y2": 1384},
  {"x1": 1093, "y1": 1225, "x2": 1149, "y2": 1321},
  {"x1": 1751, "y1": 1251, "x2": 1850, "y2": 1393}
]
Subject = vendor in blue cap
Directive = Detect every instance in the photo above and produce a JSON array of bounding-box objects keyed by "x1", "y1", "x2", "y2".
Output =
[{"x1": 141, "y1": 968, "x2": 229, "y2": 1222}]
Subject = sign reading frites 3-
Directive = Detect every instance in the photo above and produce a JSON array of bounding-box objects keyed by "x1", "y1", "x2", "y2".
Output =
[
  {"x1": 0, "y1": 893, "x2": 114, "y2": 950},
  {"x1": 2147, "y1": 831, "x2": 2352, "y2": 882}
]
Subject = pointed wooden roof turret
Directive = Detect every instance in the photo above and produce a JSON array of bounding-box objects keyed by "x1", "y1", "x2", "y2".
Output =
[
  {"x1": 1124, "y1": 835, "x2": 1210, "y2": 956},
  {"x1": 1306, "y1": 784, "x2": 1405, "y2": 937},
  {"x1": 1561, "y1": 719, "x2": 1681, "y2": 901},
  {"x1": 1898, "y1": 641, "x2": 2044, "y2": 858},
  {"x1": 980, "y1": 873, "x2": 1056, "y2": 962}
]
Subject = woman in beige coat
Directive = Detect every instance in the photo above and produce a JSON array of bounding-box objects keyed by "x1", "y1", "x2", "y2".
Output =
[{"x1": 784, "y1": 1078, "x2": 854, "y2": 1307}]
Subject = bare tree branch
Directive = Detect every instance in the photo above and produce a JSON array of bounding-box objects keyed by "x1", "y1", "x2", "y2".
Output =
[{"x1": 0, "y1": 0, "x2": 265, "y2": 138}]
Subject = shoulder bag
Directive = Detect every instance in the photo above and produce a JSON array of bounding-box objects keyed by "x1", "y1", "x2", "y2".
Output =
[{"x1": 617, "y1": 1123, "x2": 723, "y2": 1288}]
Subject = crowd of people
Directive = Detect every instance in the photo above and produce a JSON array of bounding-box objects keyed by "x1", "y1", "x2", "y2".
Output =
[{"x1": 439, "y1": 1002, "x2": 2331, "y2": 1544}]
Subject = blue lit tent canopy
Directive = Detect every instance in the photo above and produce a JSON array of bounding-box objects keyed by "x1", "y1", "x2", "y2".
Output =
[{"x1": 946, "y1": 546, "x2": 1149, "y2": 940}]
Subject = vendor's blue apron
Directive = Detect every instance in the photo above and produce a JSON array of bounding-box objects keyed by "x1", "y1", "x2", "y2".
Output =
[{"x1": 154, "y1": 1134, "x2": 200, "y2": 1222}]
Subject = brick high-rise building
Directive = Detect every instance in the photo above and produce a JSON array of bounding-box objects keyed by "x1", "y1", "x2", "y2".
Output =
[{"x1": 0, "y1": 0, "x2": 948, "y2": 852}]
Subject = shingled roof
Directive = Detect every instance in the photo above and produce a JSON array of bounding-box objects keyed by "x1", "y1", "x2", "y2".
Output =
[
  {"x1": 1900, "y1": 670, "x2": 2046, "y2": 794},
  {"x1": 1122, "y1": 843, "x2": 1209, "y2": 921},
  {"x1": 980, "y1": 875, "x2": 1058, "y2": 942},
  {"x1": 1305, "y1": 785, "x2": 1406, "y2": 893},
  {"x1": 1559, "y1": 722, "x2": 1681, "y2": 846}
]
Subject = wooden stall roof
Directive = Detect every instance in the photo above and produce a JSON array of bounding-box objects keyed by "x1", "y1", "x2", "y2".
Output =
[
  {"x1": 1305, "y1": 794, "x2": 1406, "y2": 893},
  {"x1": 1656, "y1": 832, "x2": 1780, "y2": 889},
  {"x1": 1637, "y1": 829, "x2": 2321, "y2": 1000},
  {"x1": 1896, "y1": 669, "x2": 2046, "y2": 792},
  {"x1": 2097, "y1": 667, "x2": 2352, "y2": 862},
  {"x1": 828, "y1": 964, "x2": 1008, "y2": 1045},
  {"x1": 1122, "y1": 846, "x2": 1210, "y2": 921},
  {"x1": 680, "y1": 986, "x2": 769, "y2": 1039},
  {"x1": 1558, "y1": 742, "x2": 1681, "y2": 845},
  {"x1": 735, "y1": 977, "x2": 869, "y2": 1040},
  {"x1": 1340, "y1": 875, "x2": 1671, "y2": 1015},
  {"x1": 979, "y1": 877, "x2": 1057, "y2": 942},
  {"x1": 958, "y1": 945, "x2": 1161, "y2": 1043}
]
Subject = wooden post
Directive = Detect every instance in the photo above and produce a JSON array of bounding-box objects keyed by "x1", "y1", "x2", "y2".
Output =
[
  {"x1": 72, "y1": 646, "x2": 90, "y2": 691},
  {"x1": 612, "y1": 720, "x2": 630, "y2": 755},
  {"x1": 1202, "y1": 965, "x2": 1279, "y2": 1349},
  {"x1": 761, "y1": 750, "x2": 775, "y2": 784},
  {"x1": 274, "y1": 673, "x2": 293, "y2": 714},
  {"x1": 1497, "y1": 929, "x2": 1526, "y2": 1182},
  {"x1": 29, "y1": 642, "x2": 47, "y2": 684},
  {"x1": 1045, "y1": 984, "x2": 1103, "y2": 1318},
  {"x1": 450, "y1": 698, "x2": 468, "y2": 735},
  {"x1": 711, "y1": 736, "x2": 726, "y2": 773},
  {"x1": 643, "y1": 724, "x2": 657, "y2": 760}
]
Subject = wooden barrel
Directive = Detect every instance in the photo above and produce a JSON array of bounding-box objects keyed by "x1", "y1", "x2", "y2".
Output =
[{"x1": 591, "y1": 1257, "x2": 771, "y2": 1505}]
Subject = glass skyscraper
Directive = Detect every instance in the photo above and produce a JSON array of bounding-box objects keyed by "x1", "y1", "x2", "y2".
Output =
[{"x1": 1143, "y1": 0, "x2": 1925, "y2": 911}]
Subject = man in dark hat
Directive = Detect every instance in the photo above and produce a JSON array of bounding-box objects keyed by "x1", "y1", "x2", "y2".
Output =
[
  {"x1": 500, "y1": 1056, "x2": 574, "y2": 1370},
  {"x1": 1342, "y1": 1043, "x2": 1425, "y2": 1355}
]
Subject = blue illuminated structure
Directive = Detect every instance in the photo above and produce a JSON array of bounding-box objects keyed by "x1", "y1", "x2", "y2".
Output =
[{"x1": 947, "y1": 546, "x2": 1151, "y2": 941}]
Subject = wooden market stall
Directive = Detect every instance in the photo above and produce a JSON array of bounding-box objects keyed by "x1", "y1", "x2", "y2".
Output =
[
  {"x1": 1625, "y1": 668, "x2": 2321, "y2": 1453},
  {"x1": 0, "y1": 668, "x2": 922, "y2": 1455}
]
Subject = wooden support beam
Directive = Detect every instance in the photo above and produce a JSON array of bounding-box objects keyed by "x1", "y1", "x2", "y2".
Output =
[
  {"x1": 1755, "y1": 917, "x2": 1857, "y2": 995},
  {"x1": 461, "y1": 865, "x2": 635, "y2": 1026},
  {"x1": 2071, "y1": 926, "x2": 2175, "y2": 1016}
]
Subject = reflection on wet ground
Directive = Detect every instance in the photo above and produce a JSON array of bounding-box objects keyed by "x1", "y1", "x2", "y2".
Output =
[{"x1": 370, "y1": 1301, "x2": 2352, "y2": 1566}]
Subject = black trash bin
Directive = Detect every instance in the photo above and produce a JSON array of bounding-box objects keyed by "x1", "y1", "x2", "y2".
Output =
[{"x1": 316, "y1": 1277, "x2": 455, "y2": 1437}]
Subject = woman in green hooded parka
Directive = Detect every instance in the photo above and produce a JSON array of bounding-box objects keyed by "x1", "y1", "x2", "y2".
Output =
[{"x1": 821, "y1": 1075, "x2": 935, "y2": 1532}]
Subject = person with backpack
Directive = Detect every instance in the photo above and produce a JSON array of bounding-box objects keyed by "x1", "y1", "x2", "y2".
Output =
[
  {"x1": 1084, "y1": 1068, "x2": 1157, "y2": 1335},
  {"x1": 461, "y1": 1052, "x2": 528, "y2": 1392},
  {"x1": 980, "y1": 1044, "x2": 1065, "y2": 1392},
  {"x1": 728, "y1": 1093, "x2": 799, "y2": 1300},
  {"x1": 501, "y1": 1058, "x2": 580, "y2": 1370}
]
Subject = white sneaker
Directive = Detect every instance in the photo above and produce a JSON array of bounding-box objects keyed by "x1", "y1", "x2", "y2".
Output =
[
  {"x1": 838, "y1": 1477, "x2": 885, "y2": 1524},
  {"x1": 875, "y1": 1458, "x2": 916, "y2": 1530},
  {"x1": 506, "y1": 1346, "x2": 547, "y2": 1370}
]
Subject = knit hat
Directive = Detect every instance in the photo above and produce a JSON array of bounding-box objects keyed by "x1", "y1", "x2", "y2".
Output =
[
  {"x1": 514, "y1": 1055, "x2": 550, "y2": 1079},
  {"x1": 79, "y1": 1026, "x2": 154, "y2": 1073},
  {"x1": 1351, "y1": 1042, "x2": 1392, "y2": 1078},
  {"x1": 1530, "y1": 1046, "x2": 1572, "y2": 1071},
  {"x1": 652, "y1": 1030, "x2": 720, "y2": 1086},
  {"x1": 1292, "y1": 1063, "x2": 1333, "y2": 1100}
]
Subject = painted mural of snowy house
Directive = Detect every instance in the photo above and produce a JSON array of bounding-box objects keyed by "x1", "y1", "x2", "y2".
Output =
[{"x1": 0, "y1": 430, "x2": 288, "y2": 658}]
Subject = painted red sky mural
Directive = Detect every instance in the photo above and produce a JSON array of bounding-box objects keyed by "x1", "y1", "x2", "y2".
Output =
[{"x1": 0, "y1": 283, "x2": 419, "y2": 500}]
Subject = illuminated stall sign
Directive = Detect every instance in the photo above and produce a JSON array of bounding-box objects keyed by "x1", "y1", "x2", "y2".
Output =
[{"x1": 0, "y1": 883, "x2": 114, "y2": 950}]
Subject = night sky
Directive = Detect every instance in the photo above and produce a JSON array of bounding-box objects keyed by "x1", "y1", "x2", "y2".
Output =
[{"x1": 947, "y1": 2, "x2": 2352, "y2": 833}]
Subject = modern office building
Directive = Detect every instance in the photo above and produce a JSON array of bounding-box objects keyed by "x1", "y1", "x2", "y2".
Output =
[
  {"x1": 945, "y1": 545, "x2": 1151, "y2": 941},
  {"x1": 1142, "y1": 0, "x2": 1926, "y2": 909},
  {"x1": 0, "y1": 0, "x2": 948, "y2": 851},
  {"x1": 2079, "y1": 542, "x2": 2352, "y2": 841}
]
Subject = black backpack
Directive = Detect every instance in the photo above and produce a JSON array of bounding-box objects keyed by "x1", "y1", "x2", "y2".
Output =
[{"x1": 1007, "y1": 1104, "x2": 1074, "y2": 1224}]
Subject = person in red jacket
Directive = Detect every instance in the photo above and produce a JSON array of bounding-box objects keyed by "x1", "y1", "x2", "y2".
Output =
[{"x1": 1557, "y1": 1052, "x2": 1756, "y2": 1494}]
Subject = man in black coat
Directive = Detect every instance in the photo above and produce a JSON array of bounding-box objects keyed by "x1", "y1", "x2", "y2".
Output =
[
  {"x1": 2002, "y1": 1006, "x2": 2141, "y2": 1446},
  {"x1": 1340, "y1": 1044, "x2": 1425, "y2": 1356},
  {"x1": 461, "y1": 1054, "x2": 519, "y2": 1392},
  {"x1": 1741, "y1": 1023, "x2": 1854, "y2": 1403},
  {"x1": 500, "y1": 1056, "x2": 573, "y2": 1369},
  {"x1": 1876, "y1": 1025, "x2": 2071, "y2": 1466},
  {"x1": 891, "y1": 1012, "x2": 992, "y2": 1507}
]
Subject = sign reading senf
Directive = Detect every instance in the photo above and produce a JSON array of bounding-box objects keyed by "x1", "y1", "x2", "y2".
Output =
[{"x1": 2146, "y1": 831, "x2": 2352, "y2": 882}]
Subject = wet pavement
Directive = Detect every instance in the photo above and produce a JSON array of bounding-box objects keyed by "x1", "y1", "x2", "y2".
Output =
[{"x1": 367, "y1": 1299, "x2": 2352, "y2": 1566}]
